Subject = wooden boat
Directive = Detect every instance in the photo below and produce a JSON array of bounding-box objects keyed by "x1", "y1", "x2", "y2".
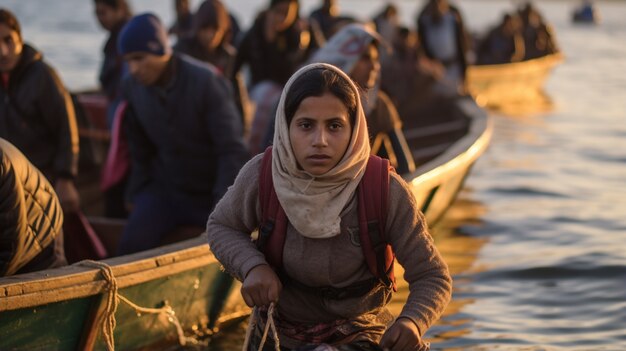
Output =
[
  {"x1": 401, "y1": 95, "x2": 492, "y2": 225},
  {"x1": 0, "y1": 94, "x2": 491, "y2": 350},
  {"x1": 467, "y1": 53, "x2": 564, "y2": 109}
]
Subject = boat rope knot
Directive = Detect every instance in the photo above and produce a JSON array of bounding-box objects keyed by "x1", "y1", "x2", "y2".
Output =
[
  {"x1": 80, "y1": 260, "x2": 198, "y2": 350},
  {"x1": 242, "y1": 302, "x2": 280, "y2": 351}
]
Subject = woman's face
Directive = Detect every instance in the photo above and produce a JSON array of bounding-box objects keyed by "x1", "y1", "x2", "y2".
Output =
[
  {"x1": 197, "y1": 26, "x2": 225, "y2": 51},
  {"x1": 351, "y1": 44, "x2": 380, "y2": 90},
  {"x1": 289, "y1": 92, "x2": 352, "y2": 176}
]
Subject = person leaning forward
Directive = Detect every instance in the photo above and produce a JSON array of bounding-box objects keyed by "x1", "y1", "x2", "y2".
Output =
[
  {"x1": 117, "y1": 13, "x2": 249, "y2": 255},
  {"x1": 207, "y1": 63, "x2": 451, "y2": 350},
  {"x1": 0, "y1": 8, "x2": 80, "y2": 214},
  {"x1": 0, "y1": 138, "x2": 67, "y2": 276}
]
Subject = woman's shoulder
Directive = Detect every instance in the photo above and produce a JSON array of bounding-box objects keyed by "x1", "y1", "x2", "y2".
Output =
[{"x1": 388, "y1": 171, "x2": 418, "y2": 207}]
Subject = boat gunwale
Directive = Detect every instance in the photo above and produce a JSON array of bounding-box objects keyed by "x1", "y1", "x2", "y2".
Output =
[
  {"x1": 0, "y1": 235, "x2": 217, "y2": 311},
  {"x1": 403, "y1": 98, "x2": 493, "y2": 188}
]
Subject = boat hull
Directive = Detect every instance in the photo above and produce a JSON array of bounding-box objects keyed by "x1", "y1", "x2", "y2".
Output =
[
  {"x1": 467, "y1": 53, "x2": 563, "y2": 109},
  {"x1": 402, "y1": 97, "x2": 493, "y2": 226},
  {"x1": 0, "y1": 235, "x2": 248, "y2": 350}
]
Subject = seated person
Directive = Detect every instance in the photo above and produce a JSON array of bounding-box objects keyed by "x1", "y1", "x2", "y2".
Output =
[{"x1": 0, "y1": 138, "x2": 67, "y2": 276}]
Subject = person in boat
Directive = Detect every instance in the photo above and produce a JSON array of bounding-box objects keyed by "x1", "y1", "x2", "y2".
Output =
[
  {"x1": 0, "y1": 8, "x2": 80, "y2": 215},
  {"x1": 116, "y1": 13, "x2": 249, "y2": 255},
  {"x1": 380, "y1": 25, "x2": 449, "y2": 121},
  {"x1": 174, "y1": 0, "x2": 235, "y2": 77},
  {"x1": 416, "y1": 0, "x2": 470, "y2": 93},
  {"x1": 237, "y1": 0, "x2": 321, "y2": 155},
  {"x1": 93, "y1": 0, "x2": 133, "y2": 219},
  {"x1": 93, "y1": 0, "x2": 132, "y2": 129},
  {"x1": 476, "y1": 13, "x2": 525, "y2": 65},
  {"x1": 309, "y1": 23, "x2": 415, "y2": 174},
  {"x1": 168, "y1": 0, "x2": 194, "y2": 40},
  {"x1": 518, "y1": 2, "x2": 558, "y2": 60},
  {"x1": 372, "y1": 3, "x2": 400, "y2": 63},
  {"x1": 206, "y1": 63, "x2": 451, "y2": 351},
  {"x1": 173, "y1": 0, "x2": 252, "y2": 136},
  {"x1": 308, "y1": 0, "x2": 339, "y2": 42},
  {"x1": 232, "y1": 0, "x2": 320, "y2": 90},
  {"x1": 0, "y1": 138, "x2": 67, "y2": 276}
]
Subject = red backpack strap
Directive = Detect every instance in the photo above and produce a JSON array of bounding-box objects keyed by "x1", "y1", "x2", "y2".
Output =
[
  {"x1": 257, "y1": 147, "x2": 288, "y2": 270},
  {"x1": 358, "y1": 155, "x2": 396, "y2": 290}
]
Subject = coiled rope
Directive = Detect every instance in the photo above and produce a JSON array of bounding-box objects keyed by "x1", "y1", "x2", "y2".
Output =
[
  {"x1": 242, "y1": 303, "x2": 281, "y2": 351},
  {"x1": 80, "y1": 260, "x2": 198, "y2": 350}
]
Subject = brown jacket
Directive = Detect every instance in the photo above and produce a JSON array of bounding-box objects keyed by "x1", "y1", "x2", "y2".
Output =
[
  {"x1": 0, "y1": 138, "x2": 66, "y2": 276},
  {"x1": 206, "y1": 154, "x2": 452, "y2": 346}
]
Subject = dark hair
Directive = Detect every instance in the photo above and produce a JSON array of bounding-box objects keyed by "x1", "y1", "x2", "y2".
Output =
[
  {"x1": 94, "y1": 0, "x2": 132, "y2": 17},
  {"x1": 0, "y1": 9, "x2": 21, "y2": 39},
  {"x1": 284, "y1": 67, "x2": 358, "y2": 127},
  {"x1": 194, "y1": 0, "x2": 230, "y2": 33}
]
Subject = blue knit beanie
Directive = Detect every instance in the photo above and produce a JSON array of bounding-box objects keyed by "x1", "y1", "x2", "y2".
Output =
[{"x1": 118, "y1": 13, "x2": 171, "y2": 56}]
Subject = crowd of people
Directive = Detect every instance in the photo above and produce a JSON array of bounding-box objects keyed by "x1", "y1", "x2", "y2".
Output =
[{"x1": 0, "y1": 0, "x2": 559, "y2": 349}]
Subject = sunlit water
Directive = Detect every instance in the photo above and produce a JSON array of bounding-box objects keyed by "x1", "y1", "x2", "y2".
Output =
[{"x1": 4, "y1": 0, "x2": 625, "y2": 349}]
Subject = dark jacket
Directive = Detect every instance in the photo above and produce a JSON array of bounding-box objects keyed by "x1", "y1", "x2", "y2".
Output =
[
  {"x1": 99, "y1": 21, "x2": 128, "y2": 101},
  {"x1": 0, "y1": 138, "x2": 66, "y2": 276},
  {"x1": 233, "y1": 11, "x2": 316, "y2": 88},
  {"x1": 121, "y1": 54, "x2": 249, "y2": 210},
  {"x1": 0, "y1": 44, "x2": 79, "y2": 180},
  {"x1": 174, "y1": 36, "x2": 236, "y2": 77}
]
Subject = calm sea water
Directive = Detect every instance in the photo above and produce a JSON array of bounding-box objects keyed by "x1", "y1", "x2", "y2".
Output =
[{"x1": 4, "y1": 0, "x2": 625, "y2": 349}]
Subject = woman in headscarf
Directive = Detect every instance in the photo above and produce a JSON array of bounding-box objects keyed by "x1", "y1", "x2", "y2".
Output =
[{"x1": 206, "y1": 63, "x2": 451, "y2": 350}]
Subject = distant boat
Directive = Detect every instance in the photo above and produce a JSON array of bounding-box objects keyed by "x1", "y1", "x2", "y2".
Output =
[
  {"x1": 0, "y1": 94, "x2": 491, "y2": 350},
  {"x1": 572, "y1": 3, "x2": 600, "y2": 24},
  {"x1": 466, "y1": 52, "x2": 564, "y2": 110}
]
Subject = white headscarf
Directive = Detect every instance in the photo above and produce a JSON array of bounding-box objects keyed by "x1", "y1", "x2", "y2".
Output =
[
  {"x1": 309, "y1": 23, "x2": 385, "y2": 115},
  {"x1": 271, "y1": 63, "x2": 371, "y2": 239}
]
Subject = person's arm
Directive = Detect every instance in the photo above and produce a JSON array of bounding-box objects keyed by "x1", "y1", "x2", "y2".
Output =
[
  {"x1": 380, "y1": 174, "x2": 452, "y2": 348},
  {"x1": 204, "y1": 74, "x2": 250, "y2": 206},
  {"x1": 123, "y1": 100, "x2": 156, "y2": 206},
  {"x1": 36, "y1": 64, "x2": 80, "y2": 212},
  {"x1": 206, "y1": 155, "x2": 280, "y2": 306}
]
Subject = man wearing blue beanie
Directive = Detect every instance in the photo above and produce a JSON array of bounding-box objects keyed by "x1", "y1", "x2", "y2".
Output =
[{"x1": 116, "y1": 13, "x2": 249, "y2": 255}]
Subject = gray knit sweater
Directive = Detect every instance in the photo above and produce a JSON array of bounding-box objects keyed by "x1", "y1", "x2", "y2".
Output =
[{"x1": 206, "y1": 154, "x2": 452, "y2": 345}]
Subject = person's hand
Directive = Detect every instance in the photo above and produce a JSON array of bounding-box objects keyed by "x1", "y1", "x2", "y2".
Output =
[
  {"x1": 241, "y1": 264, "x2": 282, "y2": 308},
  {"x1": 55, "y1": 178, "x2": 80, "y2": 213},
  {"x1": 379, "y1": 318, "x2": 427, "y2": 351}
]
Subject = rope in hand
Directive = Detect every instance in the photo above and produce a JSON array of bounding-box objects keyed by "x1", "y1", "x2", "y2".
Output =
[
  {"x1": 80, "y1": 260, "x2": 198, "y2": 351},
  {"x1": 241, "y1": 302, "x2": 280, "y2": 351}
]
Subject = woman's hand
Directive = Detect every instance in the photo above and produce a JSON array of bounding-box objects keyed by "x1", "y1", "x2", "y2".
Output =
[
  {"x1": 241, "y1": 264, "x2": 282, "y2": 308},
  {"x1": 379, "y1": 318, "x2": 427, "y2": 351}
]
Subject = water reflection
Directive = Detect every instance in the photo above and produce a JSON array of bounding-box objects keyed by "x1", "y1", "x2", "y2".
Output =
[{"x1": 477, "y1": 89, "x2": 555, "y2": 116}]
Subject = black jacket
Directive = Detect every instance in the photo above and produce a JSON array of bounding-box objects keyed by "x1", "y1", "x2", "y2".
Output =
[
  {"x1": 122, "y1": 54, "x2": 249, "y2": 210},
  {"x1": 0, "y1": 138, "x2": 66, "y2": 276},
  {"x1": 0, "y1": 44, "x2": 79, "y2": 180}
]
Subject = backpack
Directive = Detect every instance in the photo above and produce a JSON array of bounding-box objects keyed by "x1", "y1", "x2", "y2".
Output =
[{"x1": 256, "y1": 147, "x2": 397, "y2": 292}]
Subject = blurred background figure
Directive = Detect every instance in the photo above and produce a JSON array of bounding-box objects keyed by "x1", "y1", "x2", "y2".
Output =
[
  {"x1": 234, "y1": 0, "x2": 320, "y2": 155},
  {"x1": 0, "y1": 138, "x2": 67, "y2": 276},
  {"x1": 93, "y1": 0, "x2": 132, "y2": 129},
  {"x1": 174, "y1": 0, "x2": 234, "y2": 76},
  {"x1": 0, "y1": 8, "x2": 80, "y2": 215},
  {"x1": 476, "y1": 13, "x2": 525, "y2": 65},
  {"x1": 308, "y1": 0, "x2": 339, "y2": 42},
  {"x1": 174, "y1": 0, "x2": 252, "y2": 135},
  {"x1": 168, "y1": 0, "x2": 194, "y2": 40},
  {"x1": 416, "y1": 0, "x2": 470, "y2": 93},
  {"x1": 518, "y1": 2, "x2": 558, "y2": 60},
  {"x1": 380, "y1": 25, "x2": 447, "y2": 120}
]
